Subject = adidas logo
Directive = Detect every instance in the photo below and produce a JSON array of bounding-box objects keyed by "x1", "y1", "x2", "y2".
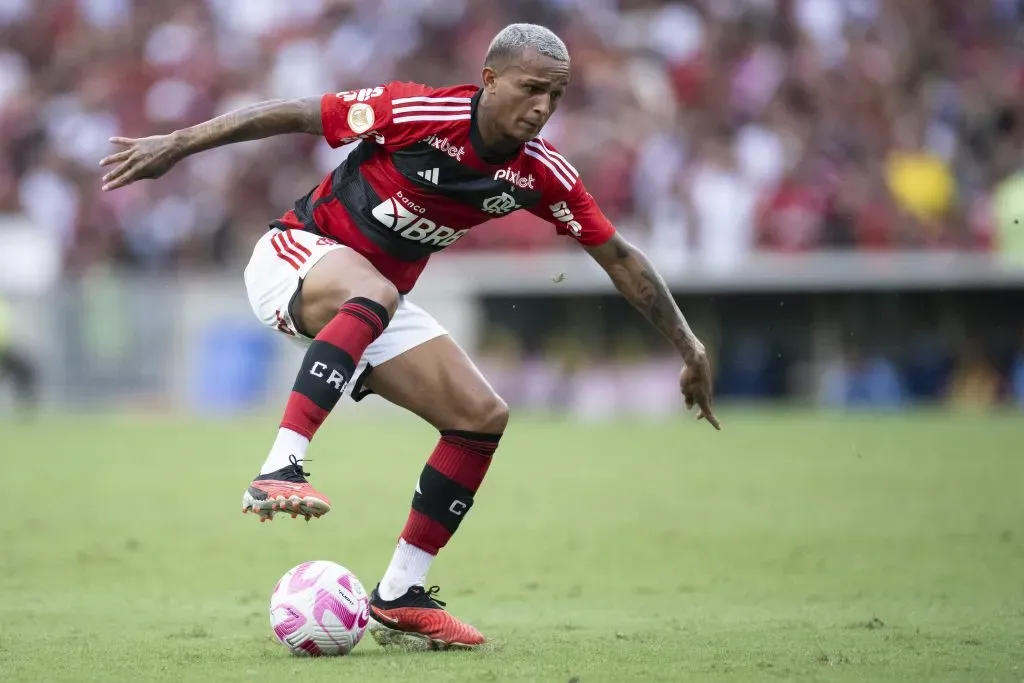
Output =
[{"x1": 416, "y1": 168, "x2": 440, "y2": 184}]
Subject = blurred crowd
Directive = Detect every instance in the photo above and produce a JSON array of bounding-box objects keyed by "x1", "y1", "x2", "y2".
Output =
[
  {"x1": 473, "y1": 322, "x2": 1024, "y2": 417},
  {"x1": 0, "y1": 0, "x2": 1022, "y2": 276}
]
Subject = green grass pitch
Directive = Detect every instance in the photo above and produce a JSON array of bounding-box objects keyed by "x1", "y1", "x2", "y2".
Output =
[{"x1": 1, "y1": 409, "x2": 1022, "y2": 682}]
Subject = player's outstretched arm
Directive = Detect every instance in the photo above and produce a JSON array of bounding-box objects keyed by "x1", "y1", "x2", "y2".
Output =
[
  {"x1": 585, "y1": 232, "x2": 721, "y2": 430},
  {"x1": 99, "y1": 97, "x2": 323, "y2": 191}
]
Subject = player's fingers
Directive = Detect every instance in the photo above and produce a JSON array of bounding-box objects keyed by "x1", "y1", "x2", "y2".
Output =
[
  {"x1": 108, "y1": 136, "x2": 137, "y2": 146},
  {"x1": 102, "y1": 176, "x2": 136, "y2": 191},
  {"x1": 100, "y1": 162, "x2": 129, "y2": 181},
  {"x1": 99, "y1": 150, "x2": 132, "y2": 167},
  {"x1": 102, "y1": 167, "x2": 138, "y2": 191},
  {"x1": 101, "y1": 163, "x2": 132, "y2": 185},
  {"x1": 698, "y1": 401, "x2": 721, "y2": 430},
  {"x1": 103, "y1": 155, "x2": 144, "y2": 181}
]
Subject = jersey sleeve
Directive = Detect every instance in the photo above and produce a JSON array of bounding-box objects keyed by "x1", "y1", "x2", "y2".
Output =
[
  {"x1": 319, "y1": 80, "x2": 456, "y2": 150},
  {"x1": 527, "y1": 139, "x2": 616, "y2": 247}
]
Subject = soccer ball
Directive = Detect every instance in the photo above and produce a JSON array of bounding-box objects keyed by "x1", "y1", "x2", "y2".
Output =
[{"x1": 269, "y1": 560, "x2": 370, "y2": 656}]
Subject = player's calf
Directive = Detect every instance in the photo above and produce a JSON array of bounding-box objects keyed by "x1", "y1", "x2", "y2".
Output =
[
  {"x1": 374, "y1": 428, "x2": 503, "y2": 604},
  {"x1": 354, "y1": 335, "x2": 510, "y2": 601}
]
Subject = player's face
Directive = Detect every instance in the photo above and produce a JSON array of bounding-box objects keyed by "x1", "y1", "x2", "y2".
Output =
[{"x1": 484, "y1": 49, "x2": 570, "y2": 142}]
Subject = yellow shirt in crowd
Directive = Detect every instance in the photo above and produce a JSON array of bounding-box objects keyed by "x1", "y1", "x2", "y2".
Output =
[{"x1": 885, "y1": 151, "x2": 956, "y2": 223}]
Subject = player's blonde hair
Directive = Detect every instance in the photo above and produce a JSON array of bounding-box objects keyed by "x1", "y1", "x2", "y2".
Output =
[{"x1": 485, "y1": 23, "x2": 569, "y2": 69}]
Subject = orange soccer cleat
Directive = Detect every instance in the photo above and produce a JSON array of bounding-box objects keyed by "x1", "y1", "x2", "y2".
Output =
[
  {"x1": 367, "y1": 585, "x2": 485, "y2": 650},
  {"x1": 241, "y1": 455, "x2": 330, "y2": 522}
]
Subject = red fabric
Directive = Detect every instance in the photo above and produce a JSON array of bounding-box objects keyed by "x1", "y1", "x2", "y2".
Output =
[
  {"x1": 280, "y1": 392, "x2": 329, "y2": 440},
  {"x1": 400, "y1": 433, "x2": 500, "y2": 554},
  {"x1": 400, "y1": 510, "x2": 452, "y2": 556},
  {"x1": 425, "y1": 434, "x2": 497, "y2": 492},
  {"x1": 272, "y1": 80, "x2": 616, "y2": 294},
  {"x1": 279, "y1": 302, "x2": 387, "y2": 438}
]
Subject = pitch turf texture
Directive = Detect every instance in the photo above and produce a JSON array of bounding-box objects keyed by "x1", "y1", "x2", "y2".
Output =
[{"x1": 2, "y1": 410, "x2": 1022, "y2": 682}]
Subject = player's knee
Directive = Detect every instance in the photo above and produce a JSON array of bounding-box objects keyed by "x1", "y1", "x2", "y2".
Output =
[
  {"x1": 347, "y1": 277, "x2": 400, "y2": 319},
  {"x1": 313, "y1": 274, "x2": 400, "y2": 324},
  {"x1": 301, "y1": 250, "x2": 401, "y2": 332},
  {"x1": 466, "y1": 393, "x2": 510, "y2": 434}
]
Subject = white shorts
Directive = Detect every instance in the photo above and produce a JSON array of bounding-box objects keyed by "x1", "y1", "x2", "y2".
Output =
[{"x1": 243, "y1": 227, "x2": 447, "y2": 400}]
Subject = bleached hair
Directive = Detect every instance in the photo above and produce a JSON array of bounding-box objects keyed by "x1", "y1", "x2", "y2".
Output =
[{"x1": 485, "y1": 23, "x2": 569, "y2": 69}]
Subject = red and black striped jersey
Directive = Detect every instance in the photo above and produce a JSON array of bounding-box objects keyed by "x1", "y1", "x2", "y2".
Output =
[{"x1": 271, "y1": 80, "x2": 616, "y2": 294}]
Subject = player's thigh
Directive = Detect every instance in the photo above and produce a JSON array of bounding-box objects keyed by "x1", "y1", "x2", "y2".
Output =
[
  {"x1": 243, "y1": 228, "x2": 397, "y2": 341},
  {"x1": 360, "y1": 307, "x2": 509, "y2": 433},
  {"x1": 292, "y1": 244, "x2": 399, "y2": 339},
  {"x1": 244, "y1": 227, "x2": 335, "y2": 339}
]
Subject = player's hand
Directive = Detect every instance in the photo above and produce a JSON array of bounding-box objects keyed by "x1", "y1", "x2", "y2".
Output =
[
  {"x1": 680, "y1": 351, "x2": 720, "y2": 430},
  {"x1": 99, "y1": 135, "x2": 182, "y2": 191}
]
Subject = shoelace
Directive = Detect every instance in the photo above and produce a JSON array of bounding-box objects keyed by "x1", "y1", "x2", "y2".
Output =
[
  {"x1": 406, "y1": 585, "x2": 447, "y2": 608},
  {"x1": 288, "y1": 454, "x2": 311, "y2": 478},
  {"x1": 425, "y1": 585, "x2": 446, "y2": 607}
]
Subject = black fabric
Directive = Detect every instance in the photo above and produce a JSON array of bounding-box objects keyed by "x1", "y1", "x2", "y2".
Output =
[
  {"x1": 253, "y1": 455, "x2": 310, "y2": 484},
  {"x1": 411, "y1": 465, "x2": 475, "y2": 534},
  {"x1": 439, "y1": 429, "x2": 503, "y2": 444},
  {"x1": 291, "y1": 340, "x2": 356, "y2": 411},
  {"x1": 349, "y1": 363, "x2": 376, "y2": 403},
  {"x1": 345, "y1": 296, "x2": 391, "y2": 329},
  {"x1": 370, "y1": 584, "x2": 447, "y2": 610}
]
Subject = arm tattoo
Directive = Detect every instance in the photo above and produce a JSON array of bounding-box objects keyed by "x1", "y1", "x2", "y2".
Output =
[
  {"x1": 598, "y1": 237, "x2": 702, "y2": 360},
  {"x1": 175, "y1": 98, "x2": 322, "y2": 157}
]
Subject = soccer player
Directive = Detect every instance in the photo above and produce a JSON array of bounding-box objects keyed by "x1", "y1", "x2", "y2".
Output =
[{"x1": 99, "y1": 23, "x2": 719, "y2": 649}]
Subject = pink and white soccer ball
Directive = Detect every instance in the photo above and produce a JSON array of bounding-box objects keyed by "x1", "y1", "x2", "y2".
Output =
[{"x1": 269, "y1": 560, "x2": 370, "y2": 656}]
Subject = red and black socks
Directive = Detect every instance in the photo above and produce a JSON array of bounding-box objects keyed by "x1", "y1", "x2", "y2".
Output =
[
  {"x1": 378, "y1": 430, "x2": 502, "y2": 600},
  {"x1": 260, "y1": 297, "x2": 390, "y2": 475}
]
